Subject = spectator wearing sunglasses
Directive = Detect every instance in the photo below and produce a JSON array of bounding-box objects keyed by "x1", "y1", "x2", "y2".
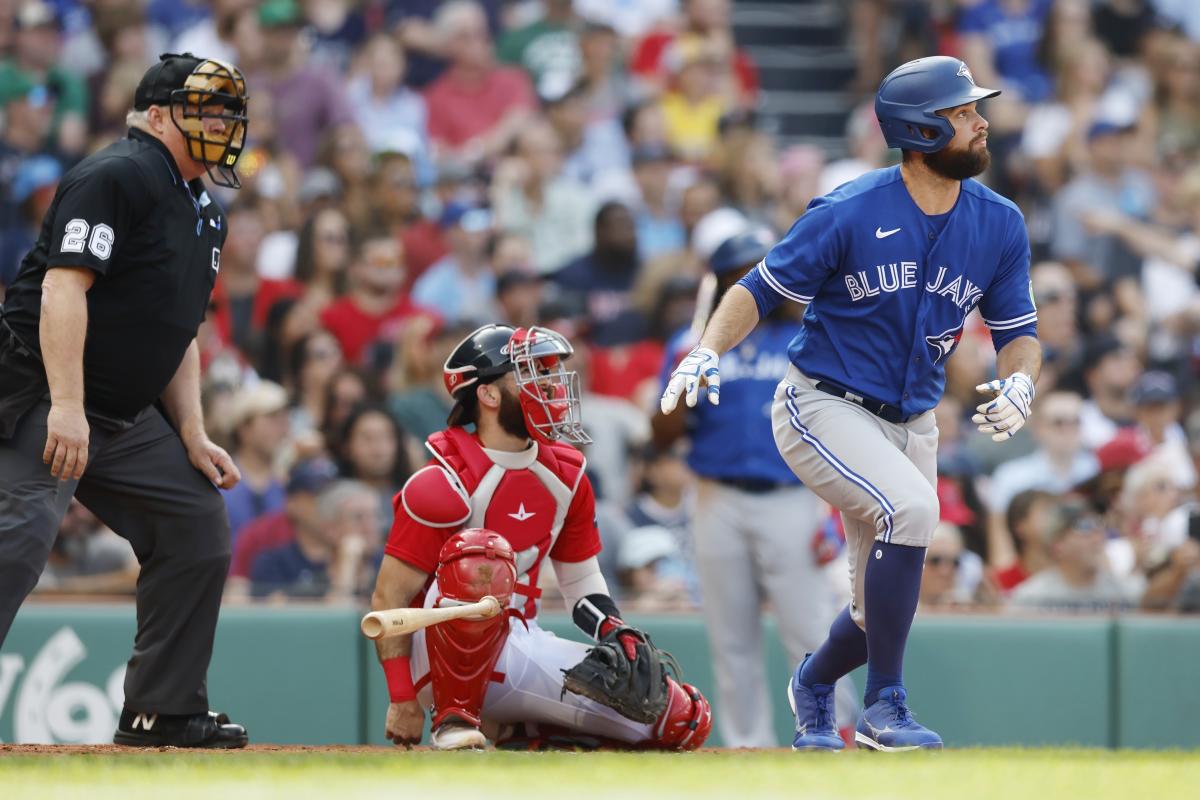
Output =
[{"x1": 1009, "y1": 499, "x2": 1142, "y2": 612}]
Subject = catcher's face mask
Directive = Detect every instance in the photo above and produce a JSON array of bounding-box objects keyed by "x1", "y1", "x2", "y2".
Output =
[
  {"x1": 507, "y1": 327, "x2": 591, "y2": 446},
  {"x1": 169, "y1": 59, "x2": 249, "y2": 189}
]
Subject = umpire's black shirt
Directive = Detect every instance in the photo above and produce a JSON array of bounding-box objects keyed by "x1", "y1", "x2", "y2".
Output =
[{"x1": 1, "y1": 128, "x2": 225, "y2": 423}]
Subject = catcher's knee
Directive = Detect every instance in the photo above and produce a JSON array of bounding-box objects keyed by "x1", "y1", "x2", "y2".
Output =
[
  {"x1": 643, "y1": 679, "x2": 712, "y2": 751},
  {"x1": 427, "y1": 529, "x2": 517, "y2": 729}
]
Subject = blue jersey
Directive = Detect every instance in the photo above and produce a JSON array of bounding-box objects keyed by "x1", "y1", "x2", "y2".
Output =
[
  {"x1": 738, "y1": 166, "x2": 1037, "y2": 418},
  {"x1": 662, "y1": 323, "x2": 801, "y2": 485}
]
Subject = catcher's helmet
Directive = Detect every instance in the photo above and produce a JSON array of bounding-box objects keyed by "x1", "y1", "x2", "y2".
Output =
[
  {"x1": 135, "y1": 53, "x2": 249, "y2": 189},
  {"x1": 874, "y1": 56, "x2": 999, "y2": 154},
  {"x1": 443, "y1": 323, "x2": 517, "y2": 400},
  {"x1": 709, "y1": 229, "x2": 773, "y2": 276}
]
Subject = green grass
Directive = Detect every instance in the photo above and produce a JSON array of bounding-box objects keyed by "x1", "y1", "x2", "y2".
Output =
[{"x1": 2, "y1": 748, "x2": 1198, "y2": 800}]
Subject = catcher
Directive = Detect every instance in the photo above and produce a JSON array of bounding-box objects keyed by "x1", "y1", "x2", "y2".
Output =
[{"x1": 371, "y1": 324, "x2": 712, "y2": 750}]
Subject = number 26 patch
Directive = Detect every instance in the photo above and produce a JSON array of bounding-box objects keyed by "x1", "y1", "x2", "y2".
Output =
[{"x1": 60, "y1": 218, "x2": 115, "y2": 260}]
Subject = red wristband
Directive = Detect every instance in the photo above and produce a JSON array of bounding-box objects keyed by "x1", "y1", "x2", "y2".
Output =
[{"x1": 382, "y1": 656, "x2": 416, "y2": 703}]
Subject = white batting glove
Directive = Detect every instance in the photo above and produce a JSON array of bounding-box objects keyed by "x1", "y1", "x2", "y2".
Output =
[
  {"x1": 660, "y1": 346, "x2": 721, "y2": 413},
  {"x1": 972, "y1": 372, "x2": 1035, "y2": 442}
]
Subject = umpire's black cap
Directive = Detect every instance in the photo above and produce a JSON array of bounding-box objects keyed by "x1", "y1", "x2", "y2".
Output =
[{"x1": 134, "y1": 52, "x2": 203, "y2": 110}]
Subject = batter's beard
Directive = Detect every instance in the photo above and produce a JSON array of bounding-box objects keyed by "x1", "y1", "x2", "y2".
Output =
[
  {"x1": 925, "y1": 140, "x2": 991, "y2": 181},
  {"x1": 498, "y1": 386, "x2": 531, "y2": 440}
]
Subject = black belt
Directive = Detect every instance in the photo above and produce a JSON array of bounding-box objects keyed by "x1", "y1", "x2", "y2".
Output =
[
  {"x1": 714, "y1": 477, "x2": 791, "y2": 494},
  {"x1": 814, "y1": 381, "x2": 914, "y2": 424}
]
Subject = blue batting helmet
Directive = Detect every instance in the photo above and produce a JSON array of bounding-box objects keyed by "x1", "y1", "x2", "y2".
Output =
[
  {"x1": 709, "y1": 228, "x2": 773, "y2": 276},
  {"x1": 874, "y1": 56, "x2": 1000, "y2": 153}
]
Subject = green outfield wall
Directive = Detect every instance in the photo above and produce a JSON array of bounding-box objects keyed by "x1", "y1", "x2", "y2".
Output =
[{"x1": 3, "y1": 605, "x2": 1197, "y2": 748}]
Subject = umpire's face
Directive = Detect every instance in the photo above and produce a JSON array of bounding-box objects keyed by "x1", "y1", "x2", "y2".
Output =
[{"x1": 144, "y1": 103, "x2": 231, "y2": 181}]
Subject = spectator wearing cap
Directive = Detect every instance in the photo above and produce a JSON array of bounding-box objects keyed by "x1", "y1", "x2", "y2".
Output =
[
  {"x1": 248, "y1": 0, "x2": 356, "y2": 167},
  {"x1": 1009, "y1": 500, "x2": 1142, "y2": 612},
  {"x1": 35, "y1": 501, "x2": 138, "y2": 596},
  {"x1": 630, "y1": 144, "x2": 686, "y2": 261},
  {"x1": 551, "y1": 201, "x2": 642, "y2": 328},
  {"x1": 411, "y1": 202, "x2": 498, "y2": 323},
  {"x1": 1, "y1": 155, "x2": 61, "y2": 291},
  {"x1": 1050, "y1": 120, "x2": 1156, "y2": 287},
  {"x1": 0, "y1": 73, "x2": 60, "y2": 234},
  {"x1": 491, "y1": 119, "x2": 597, "y2": 274},
  {"x1": 616, "y1": 525, "x2": 694, "y2": 613},
  {"x1": 656, "y1": 35, "x2": 733, "y2": 162},
  {"x1": 1075, "y1": 335, "x2": 1141, "y2": 448},
  {"x1": 321, "y1": 230, "x2": 428, "y2": 364},
  {"x1": 0, "y1": 1, "x2": 87, "y2": 156},
  {"x1": 226, "y1": 457, "x2": 340, "y2": 597},
  {"x1": 652, "y1": 230, "x2": 855, "y2": 748},
  {"x1": 497, "y1": 0, "x2": 581, "y2": 87},
  {"x1": 629, "y1": 0, "x2": 759, "y2": 109},
  {"x1": 250, "y1": 479, "x2": 382, "y2": 601},
  {"x1": 495, "y1": 268, "x2": 544, "y2": 330},
  {"x1": 1122, "y1": 371, "x2": 1196, "y2": 489},
  {"x1": 543, "y1": 77, "x2": 633, "y2": 198},
  {"x1": 223, "y1": 382, "x2": 293, "y2": 544},
  {"x1": 986, "y1": 391, "x2": 1099, "y2": 530},
  {"x1": 348, "y1": 33, "x2": 429, "y2": 166},
  {"x1": 423, "y1": 0, "x2": 536, "y2": 164}
]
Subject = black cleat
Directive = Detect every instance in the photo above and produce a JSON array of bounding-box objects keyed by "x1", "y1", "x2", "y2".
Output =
[{"x1": 114, "y1": 709, "x2": 248, "y2": 749}]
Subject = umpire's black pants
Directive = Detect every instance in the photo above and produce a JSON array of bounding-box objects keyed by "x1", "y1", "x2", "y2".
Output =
[{"x1": 0, "y1": 399, "x2": 231, "y2": 715}]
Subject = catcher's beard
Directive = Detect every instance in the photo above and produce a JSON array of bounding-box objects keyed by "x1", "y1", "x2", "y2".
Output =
[
  {"x1": 497, "y1": 385, "x2": 531, "y2": 440},
  {"x1": 926, "y1": 138, "x2": 990, "y2": 181}
]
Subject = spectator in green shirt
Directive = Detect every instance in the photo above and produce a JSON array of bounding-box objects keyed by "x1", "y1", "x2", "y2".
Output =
[
  {"x1": 497, "y1": 0, "x2": 582, "y2": 89},
  {"x1": 0, "y1": 1, "x2": 88, "y2": 157}
]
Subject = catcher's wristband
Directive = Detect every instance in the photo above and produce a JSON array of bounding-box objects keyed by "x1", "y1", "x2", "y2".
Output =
[{"x1": 382, "y1": 656, "x2": 416, "y2": 703}]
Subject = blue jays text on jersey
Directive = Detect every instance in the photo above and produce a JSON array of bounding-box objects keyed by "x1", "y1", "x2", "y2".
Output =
[
  {"x1": 738, "y1": 166, "x2": 1038, "y2": 418},
  {"x1": 662, "y1": 323, "x2": 801, "y2": 485}
]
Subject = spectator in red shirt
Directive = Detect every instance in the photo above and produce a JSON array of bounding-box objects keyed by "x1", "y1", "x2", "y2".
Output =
[
  {"x1": 226, "y1": 457, "x2": 340, "y2": 596},
  {"x1": 423, "y1": 0, "x2": 536, "y2": 164},
  {"x1": 370, "y1": 152, "x2": 445, "y2": 287},
  {"x1": 320, "y1": 231, "x2": 429, "y2": 364},
  {"x1": 993, "y1": 489, "x2": 1058, "y2": 592},
  {"x1": 629, "y1": 0, "x2": 759, "y2": 109}
]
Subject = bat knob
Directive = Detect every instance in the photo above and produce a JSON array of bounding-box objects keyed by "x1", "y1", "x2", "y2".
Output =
[
  {"x1": 360, "y1": 612, "x2": 385, "y2": 640},
  {"x1": 480, "y1": 596, "x2": 502, "y2": 617}
]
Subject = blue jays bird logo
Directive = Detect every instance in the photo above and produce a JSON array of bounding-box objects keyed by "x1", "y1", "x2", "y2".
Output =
[{"x1": 925, "y1": 325, "x2": 964, "y2": 364}]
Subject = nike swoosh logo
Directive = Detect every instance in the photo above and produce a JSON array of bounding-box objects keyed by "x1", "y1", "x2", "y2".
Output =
[{"x1": 875, "y1": 227, "x2": 901, "y2": 239}]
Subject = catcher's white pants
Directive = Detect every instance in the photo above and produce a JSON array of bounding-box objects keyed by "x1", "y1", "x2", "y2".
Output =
[
  {"x1": 692, "y1": 479, "x2": 859, "y2": 747},
  {"x1": 411, "y1": 586, "x2": 653, "y2": 743}
]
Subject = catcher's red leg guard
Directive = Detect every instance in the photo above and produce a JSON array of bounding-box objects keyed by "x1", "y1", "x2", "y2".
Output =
[
  {"x1": 640, "y1": 679, "x2": 712, "y2": 751},
  {"x1": 427, "y1": 529, "x2": 517, "y2": 729}
]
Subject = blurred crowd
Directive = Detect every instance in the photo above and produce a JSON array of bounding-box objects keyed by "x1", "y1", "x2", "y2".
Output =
[{"x1": 4, "y1": 0, "x2": 1200, "y2": 615}]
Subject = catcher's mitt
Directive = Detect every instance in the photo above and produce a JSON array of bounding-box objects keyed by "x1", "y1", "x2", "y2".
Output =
[{"x1": 561, "y1": 624, "x2": 680, "y2": 724}]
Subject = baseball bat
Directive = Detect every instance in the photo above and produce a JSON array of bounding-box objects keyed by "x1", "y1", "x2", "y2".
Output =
[{"x1": 360, "y1": 596, "x2": 503, "y2": 640}]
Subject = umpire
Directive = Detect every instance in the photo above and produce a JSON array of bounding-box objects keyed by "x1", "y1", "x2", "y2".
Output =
[
  {"x1": 653, "y1": 230, "x2": 857, "y2": 747},
  {"x1": 0, "y1": 54, "x2": 250, "y2": 748}
]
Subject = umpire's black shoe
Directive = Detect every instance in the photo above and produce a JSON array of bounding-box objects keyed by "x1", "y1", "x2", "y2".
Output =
[{"x1": 114, "y1": 709, "x2": 249, "y2": 749}]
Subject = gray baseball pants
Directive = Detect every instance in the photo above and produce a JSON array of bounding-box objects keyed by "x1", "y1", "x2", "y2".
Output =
[
  {"x1": 692, "y1": 480, "x2": 859, "y2": 747},
  {"x1": 771, "y1": 366, "x2": 939, "y2": 628},
  {"x1": 0, "y1": 399, "x2": 231, "y2": 715}
]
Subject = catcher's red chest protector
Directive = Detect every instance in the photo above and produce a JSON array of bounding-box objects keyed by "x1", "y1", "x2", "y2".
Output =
[{"x1": 425, "y1": 427, "x2": 586, "y2": 620}]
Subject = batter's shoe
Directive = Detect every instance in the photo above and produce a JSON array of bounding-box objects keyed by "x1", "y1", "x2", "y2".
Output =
[
  {"x1": 430, "y1": 721, "x2": 488, "y2": 750},
  {"x1": 786, "y1": 657, "x2": 844, "y2": 751},
  {"x1": 113, "y1": 709, "x2": 248, "y2": 749},
  {"x1": 855, "y1": 686, "x2": 943, "y2": 752}
]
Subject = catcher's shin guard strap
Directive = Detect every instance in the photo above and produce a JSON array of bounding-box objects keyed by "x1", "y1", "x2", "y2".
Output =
[
  {"x1": 572, "y1": 593, "x2": 622, "y2": 640},
  {"x1": 382, "y1": 656, "x2": 416, "y2": 703}
]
